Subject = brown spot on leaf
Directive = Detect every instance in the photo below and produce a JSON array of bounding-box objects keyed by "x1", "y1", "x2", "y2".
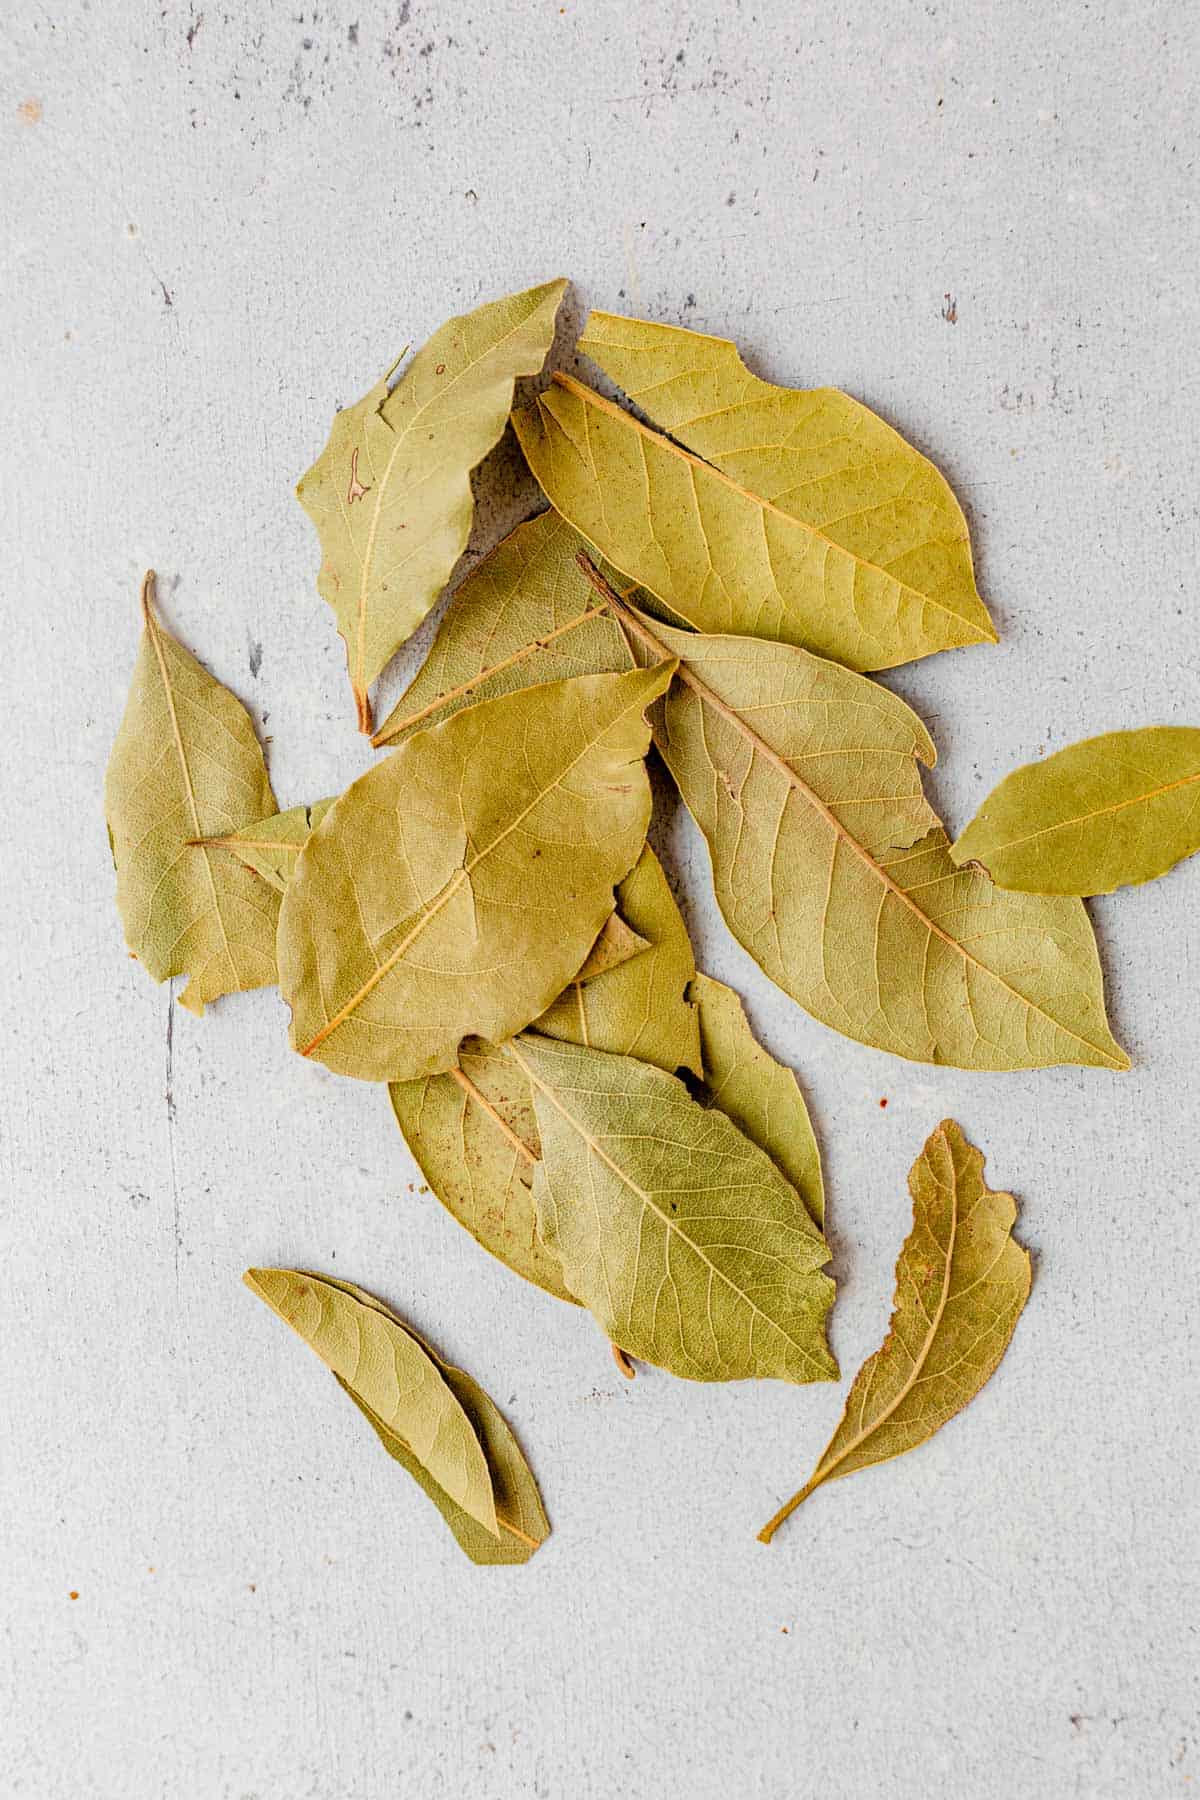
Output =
[{"x1": 346, "y1": 446, "x2": 369, "y2": 504}]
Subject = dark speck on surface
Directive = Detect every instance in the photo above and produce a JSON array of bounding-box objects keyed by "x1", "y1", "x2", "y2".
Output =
[
  {"x1": 348, "y1": 21, "x2": 358, "y2": 42},
  {"x1": 248, "y1": 640, "x2": 263, "y2": 678}
]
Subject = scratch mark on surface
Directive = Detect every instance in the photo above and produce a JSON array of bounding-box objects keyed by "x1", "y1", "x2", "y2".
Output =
[{"x1": 166, "y1": 980, "x2": 181, "y2": 1288}]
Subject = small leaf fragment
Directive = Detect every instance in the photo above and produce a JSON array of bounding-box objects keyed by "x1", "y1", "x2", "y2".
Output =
[
  {"x1": 105, "y1": 572, "x2": 279, "y2": 1015},
  {"x1": 758, "y1": 1120, "x2": 1031, "y2": 1539},
  {"x1": 371, "y1": 509, "x2": 635, "y2": 748},
  {"x1": 580, "y1": 311, "x2": 993, "y2": 656},
  {"x1": 511, "y1": 1033, "x2": 836, "y2": 1385},
  {"x1": 296, "y1": 279, "x2": 567, "y2": 731},
  {"x1": 692, "y1": 973, "x2": 823, "y2": 1228},
  {"x1": 191, "y1": 798, "x2": 334, "y2": 893},
  {"x1": 278, "y1": 662, "x2": 674, "y2": 1082},
  {"x1": 951, "y1": 726, "x2": 1200, "y2": 895},
  {"x1": 513, "y1": 373, "x2": 995, "y2": 672},
  {"x1": 244, "y1": 1268, "x2": 498, "y2": 1534}
]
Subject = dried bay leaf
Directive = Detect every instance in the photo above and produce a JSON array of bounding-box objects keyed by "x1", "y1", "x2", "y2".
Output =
[
  {"x1": 371, "y1": 509, "x2": 635, "y2": 749},
  {"x1": 584, "y1": 572, "x2": 1126, "y2": 1073},
  {"x1": 758, "y1": 1120, "x2": 1030, "y2": 1538},
  {"x1": 190, "y1": 798, "x2": 334, "y2": 893},
  {"x1": 951, "y1": 726, "x2": 1200, "y2": 896},
  {"x1": 105, "y1": 572, "x2": 279, "y2": 1015},
  {"x1": 580, "y1": 312, "x2": 991, "y2": 654},
  {"x1": 296, "y1": 279, "x2": 566, "y2": 733},
  {"x1": 279, "y1": 662, "x2": 674, "y2": 1082},
  {"x1": 533, "y1": 844, "x2": 702, "y2": 1076},
  {"x1": 244, "y1": 1268, "x2": 498, "y2": 1535},
  {"x1": 510, "y1": 1033, "x2": 837, "y2": 1385},
  {"x1": 512, "y1": 374, "x2": 995, "y2": 672},
  {"x1": 692, "y1": 973, "x2": 823, "y2": 1228},
  {"x1": 390, "y1": 1036, "x2": 573, "y2": 1303},
  {"x1": 316, "y1": 1276, "x2": 549, "y2": 1563}
]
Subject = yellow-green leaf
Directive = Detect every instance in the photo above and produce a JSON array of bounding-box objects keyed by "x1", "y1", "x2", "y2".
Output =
[
  {"x1": 510, "y1": 1033, "x2": 836, "y2": 1385},
  {"x1": 952, "y1": 726, "x2": 1200, "y2": 896},
  {"x1": 371, "y1": 509, "x2": 635, "y2": 749},
  {"x1": 759, "y1": 1120, "x2": 1030, "y2": 1539},
  {"x1": 512, "y1": 374, "x2": 995, "y2": 672},
  {"x1": 244, "y1": 1268, "x2": 498, "y2": 1535},
  {"x1": 279, "y1": 662, "x2": 674, "y2": 1082},
  {"x1": 580, "y1": 311, "x2": 991, "y2": 656},
  {"x1": 692, "y1": 973, "x2": 823, "y2": 1228},
  {"x1": 389, "y1": 1036, "x2": 574, "y2": 1304},
  {"x1": 190, "y1": 798, "x2": 334, "y2": 893},
  {"x1": 318, "y1": 1277, "x2": 549, "y2": 1564},
  {"x1": 602, "y1": 588, "x2": 1126, "y2": 1072},
  {"x1": 296, "y1": 279, "x2": 566, "y2": 732},
  {"x1": 105, "y1": 572, "x2": 279, "y2": 1016},
  {"x1": 533, "y1": 844, "x2": 702, "y2": 1076}
]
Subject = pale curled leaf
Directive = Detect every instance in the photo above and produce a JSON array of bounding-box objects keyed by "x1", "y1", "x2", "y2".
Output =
[
  {"x1": 296, "y1": 279, "x2": 566, "y2": 731},
  {"x1": 599, "y1": 586, "x2": 1126, "y2": 1072},
  {"x1": 758, "y1": 1120, "x2": 1030, "y2": 1538},
  {"x1": 511, "y1": 1034, "x2": 836, "y2": 1385},
  {"x1": 512, "y1": 374, "x2": 995, "y2": 672},
  {"x1": 533, "y1": 844, "x2": 702, "y2": 1076},
  {"x1": 105, "y1": 573, "x2": 279, "y2": 1015},
  {"x1": 580, "y1": 311, "x2": 991, "y2": 654},
  {"x1": 371, "y1": 509, "x2": 635, "y2": 748},
  {"x1": 692, "y1": 973, "x2": 823, "y2": 1228},
  {"x1": 571, "y1": 909, "x2": 652, "y2": 982},
  {"x1": 279, "y1": 662, "x2": 675, "y2": 1082},
  {"x1": 952, "y1": 726, "x2": 1200, "y2": 896},
  {"x1": 319, "y1": 1278, "x2": 548, "y2": 1564},
  {"x1": 388, "y1": 845, "x2": 686, "y2": 1302},
  {"x1": 244, "y1": 1268, "x2": 498, "y2": 1534},
  {"x1": 191, "y1": 798, "x2": 334, "y2": 893}
]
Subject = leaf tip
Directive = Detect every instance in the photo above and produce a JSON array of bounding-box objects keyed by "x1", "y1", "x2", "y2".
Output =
[{"x1": 139, "y1": 569, "x2": 157, "y2": 625}]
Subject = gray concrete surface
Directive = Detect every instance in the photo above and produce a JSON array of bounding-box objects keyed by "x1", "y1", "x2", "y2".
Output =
[{"x1": 3, "y1": 3, "x2": 1198, "y2": 1795}]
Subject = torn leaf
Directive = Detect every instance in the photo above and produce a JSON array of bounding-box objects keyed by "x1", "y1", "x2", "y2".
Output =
[
  {"x1": 190, "y1": 798, "x2": 334, "y2": 893},
  {"x1": 297, "y1": 279, "x2": 566, "y2": 732}
]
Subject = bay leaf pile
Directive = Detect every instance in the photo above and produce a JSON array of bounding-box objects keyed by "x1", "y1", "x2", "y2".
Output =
[{"x1": 106, "y1": 280, "x2": 1198, "y2": 1559}]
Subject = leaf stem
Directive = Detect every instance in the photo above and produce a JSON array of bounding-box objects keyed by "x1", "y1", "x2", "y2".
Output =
[
  {"x1": 449, "y1": 1066, "x2": 537, "y2": 1166},
  {"x1": 757, "y1": 1480, "x2": 820, "y2": 1543}
]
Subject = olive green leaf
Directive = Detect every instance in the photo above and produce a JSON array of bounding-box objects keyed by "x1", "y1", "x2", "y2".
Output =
[
  {"x1": 371, "y1": 509, "x2": 635, "y2": 749},
  {"x1": 509, "y1": 1033, "x2": 837, "y2": 1385},
  {"x1": 759, "y1": 1120, "x2": 1030, "y2": 1539},
  {"x1": 572, "y1": 910, "x2": 652, "y2": 980},
  {"x1": 579, "y1": 311, "x2": 992, "y2": 658},
  {"x1": 105, "y1": 572, "x2": 279, "y2": 1016},
  {"x1": 316, "y1": 1277, "x2": 549, "y2": 1563},
  {"x1": 296, "y1": 279, "x2": 566, "y2": 733},
  {"x1": 511, "y1": 373, "x2": 995, "y2": 672},
  {"x1": 190, "y1": 798, "x2": 334, "y2": 893},
  {"x1": 534, "y1": 844, "x2": 702, "y2": 1076},
  {"x1": 243, "y1": 1268, "x2": 498, "y2": 1535},
  {"x1": 590, "y1": 577, "x2": 1126, "y2": 1072},
  {"x1": 279, "y1": 662, "x2": 674, "y2": 1082},
  {"x1": 951, "y1": 726, "x2": 1200, "y2": 896},
  {"x1": 692, "y1": 973, "x2": 823, "y2": 1228},
  {"x1": 389, "y1": 1035, "x2": 573, "y2": 1303}
]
